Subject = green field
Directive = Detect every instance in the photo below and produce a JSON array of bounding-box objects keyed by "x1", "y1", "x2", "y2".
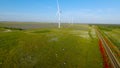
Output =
[{"x1": 0, "y1": 23, "x2": 103, "y2": 68}]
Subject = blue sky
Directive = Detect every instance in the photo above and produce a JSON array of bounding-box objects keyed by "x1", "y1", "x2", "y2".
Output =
[{"x1": 0, "y1": 0, "x2": 120, "y2": 24}]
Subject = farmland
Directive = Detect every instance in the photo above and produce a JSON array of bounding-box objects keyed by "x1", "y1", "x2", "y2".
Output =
[{"x1": 0, "y1": 22, "x2": 103, "y2": 68}]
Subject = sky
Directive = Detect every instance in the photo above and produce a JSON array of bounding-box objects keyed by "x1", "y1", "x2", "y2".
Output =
[{"x1": 0, "y1": 0, "x2": 120, "y2": 24}]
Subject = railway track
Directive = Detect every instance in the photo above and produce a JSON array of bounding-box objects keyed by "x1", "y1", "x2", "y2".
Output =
[{"x1": 96, "y1": 28, "x2": 120, "y2": 68}]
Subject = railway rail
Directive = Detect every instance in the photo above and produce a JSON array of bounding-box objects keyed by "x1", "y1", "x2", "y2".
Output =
[{"x1": 96, "y1": 28, "x2": 120, "y2": 68}]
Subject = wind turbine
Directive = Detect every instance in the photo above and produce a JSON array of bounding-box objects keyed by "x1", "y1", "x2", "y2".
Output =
[
  {"x1": 71, "y1": 17, "x2": 73, "y2": 25},
  {"x1": 69, "y1": 17, "x2": 73, "y2": 25},
  {"x1": 57, "y1": 0, "x2": 61, "y2": 28}
]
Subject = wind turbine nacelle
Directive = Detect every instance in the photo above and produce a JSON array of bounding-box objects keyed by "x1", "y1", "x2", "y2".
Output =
[{"x1": 60, "y1": 10, "x2": 62, "y2": 14}]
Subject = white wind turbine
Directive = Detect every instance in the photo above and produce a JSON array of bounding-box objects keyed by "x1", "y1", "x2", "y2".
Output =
[
  {"x1": 57, "y1": 0, "x2": 61, "y2": 28},
  {"x1": 71, "y1": 17, "x2": 73, "y2": 25}
]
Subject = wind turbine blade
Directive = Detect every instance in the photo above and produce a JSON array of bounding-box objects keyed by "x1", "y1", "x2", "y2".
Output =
[
  {"x1": 57, "y1": 0, "x2": 60, "y2": 11},
  {"x1": 56, "y1": 0, "x2": 61, "y2": 28}
]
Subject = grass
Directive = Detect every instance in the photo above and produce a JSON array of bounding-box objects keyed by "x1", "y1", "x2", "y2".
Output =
[
  {"x1": 0, "y1": 31, "x2": 24, "y2": 66},
  {"x1": 0, "y1": 23, "x2": 103, "y2": 68},
  {"x1": 32, "y1": 29, "x2": 51, "y2": 33}
]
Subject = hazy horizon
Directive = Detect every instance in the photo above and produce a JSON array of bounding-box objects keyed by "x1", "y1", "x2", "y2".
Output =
[{"x1": 0, "y1": 0, "x2": 120, "y2": 24}]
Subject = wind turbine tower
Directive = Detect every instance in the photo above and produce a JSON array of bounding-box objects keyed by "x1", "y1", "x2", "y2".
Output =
[
  {"x1": 57, "y1": 0, "x2": 61, "y2": 28},
  {"x1": 72, "y1": 17, "x2": 73, "y2": 25}
]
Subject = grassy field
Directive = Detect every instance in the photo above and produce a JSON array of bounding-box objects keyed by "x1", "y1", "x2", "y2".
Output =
[{"x1": 0, "y1": 23, "x2": 103, "y2": 68}]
